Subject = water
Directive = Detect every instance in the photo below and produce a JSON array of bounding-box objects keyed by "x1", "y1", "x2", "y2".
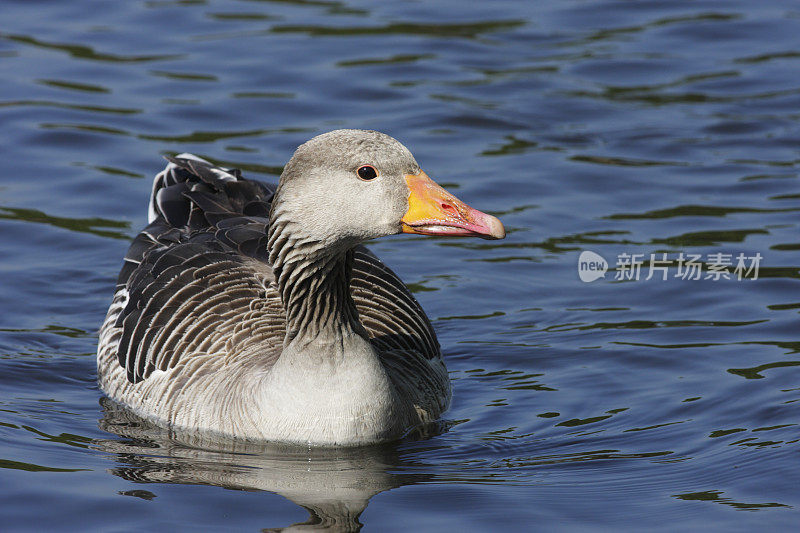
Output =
[{"x1": 1, "y1": 0, "x2": 799, "y2": 530}]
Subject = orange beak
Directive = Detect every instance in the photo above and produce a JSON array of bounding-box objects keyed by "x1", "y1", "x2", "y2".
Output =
[{"x1": 401, "y1": 171, "x2": 505, "y2": 240}]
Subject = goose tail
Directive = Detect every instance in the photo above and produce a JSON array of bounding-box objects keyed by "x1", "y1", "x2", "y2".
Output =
[{"x1": 147, "y1": 153, "x2": 241, "y2": 225}]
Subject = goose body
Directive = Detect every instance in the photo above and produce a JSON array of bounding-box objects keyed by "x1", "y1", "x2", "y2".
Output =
[{"x1": 97, "y1": 130, "x2": 504, "y2": 445}]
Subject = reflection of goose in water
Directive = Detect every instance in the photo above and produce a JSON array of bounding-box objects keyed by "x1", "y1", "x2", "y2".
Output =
[
  {"x1": 97, "y1": 129, "x2": 504, "y2": 445},
  {"x1": 98, "y1": 398, "x2": 429, "y2": 532}
]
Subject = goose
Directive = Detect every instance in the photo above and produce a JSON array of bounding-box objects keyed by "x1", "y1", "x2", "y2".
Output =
[{"x1": 97, "y1": 129, "x2": 504, "y2": 446}]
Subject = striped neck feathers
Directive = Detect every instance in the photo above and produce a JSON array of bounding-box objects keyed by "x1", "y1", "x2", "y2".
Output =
[{"x1": 267, "y1": 212, "x2": 367, "y2": 347}]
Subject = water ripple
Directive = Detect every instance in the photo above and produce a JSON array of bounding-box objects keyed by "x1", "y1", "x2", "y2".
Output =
[{"x1": 0, "y1": 33, "x2": 184, "y2": 63}]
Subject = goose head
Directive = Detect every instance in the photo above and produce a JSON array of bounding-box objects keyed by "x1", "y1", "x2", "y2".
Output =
[{"x1": 271, "y1": 129, "x2": 504, "y2": 254}]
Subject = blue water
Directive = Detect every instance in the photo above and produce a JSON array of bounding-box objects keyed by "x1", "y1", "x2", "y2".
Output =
[{"x1": 2, "y1": 0, "x2": 799, "y2": 530}]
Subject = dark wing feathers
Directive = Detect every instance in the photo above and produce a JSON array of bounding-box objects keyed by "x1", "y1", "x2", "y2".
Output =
[
  {"x1": 214, "y1": 219, "x2": 271, "y2": 262},
  {"x1": 352, "y1": 249, "x2": 438, "y2": 358},
  {"x1": 155, "y1": 184, "x2": 191, "y2": 227},
  {"x1": 118, "y1": 241, "x2": 275, "y2": 383},
  {"x1": 113, "y1": 155, "x2": 439, "y2": 384}
]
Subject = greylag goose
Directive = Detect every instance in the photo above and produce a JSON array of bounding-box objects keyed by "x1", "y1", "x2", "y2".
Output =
[{"x1": 97, "y1": 129, "x2": 504, "y2": 445}]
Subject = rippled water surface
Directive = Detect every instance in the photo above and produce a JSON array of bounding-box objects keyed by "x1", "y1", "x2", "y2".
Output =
[{"x1": 2, "y1": 0, "x2": 799, "y2": 530}]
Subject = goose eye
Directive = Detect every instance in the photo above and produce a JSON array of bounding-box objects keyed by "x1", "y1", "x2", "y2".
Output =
[{"x1": 357, "y1": 165, "x2": 378, "y2": 181}]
